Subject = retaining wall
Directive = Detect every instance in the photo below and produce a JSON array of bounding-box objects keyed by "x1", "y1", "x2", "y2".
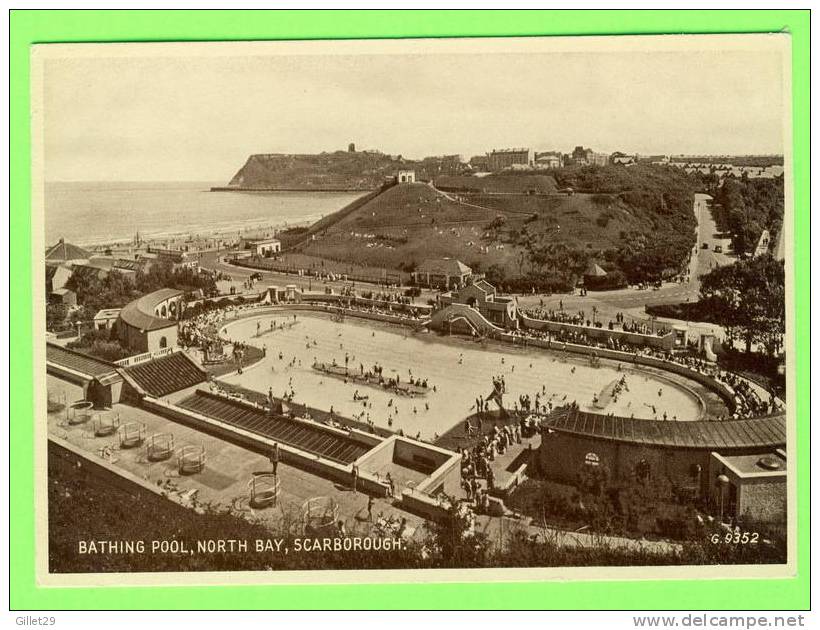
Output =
[{"x1": 520, "y1": 314, "x2": 676, "y2": 351}]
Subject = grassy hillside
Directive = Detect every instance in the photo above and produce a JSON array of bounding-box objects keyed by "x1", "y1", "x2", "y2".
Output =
[
  {"x1": 297, "y1": 183, "x2": 508, "y2": 272},
  {"x1": 287, "y1": 165, "x2": 698, "y2": 290},
  {"x1": 467, "y1": 192, "x2": 650, "y2": 250},
  {"x1": 329, "y1": 182, "x2": 496, "y2": 230},
  {"x1": 435, "y1": 173, "x2": 557, "y2": 194}
]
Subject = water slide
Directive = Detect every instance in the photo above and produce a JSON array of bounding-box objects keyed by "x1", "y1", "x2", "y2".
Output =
[{"x1": 428, "y1": 304, "x2": 505, "y2": 338}]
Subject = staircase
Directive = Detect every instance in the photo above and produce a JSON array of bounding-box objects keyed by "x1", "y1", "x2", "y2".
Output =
[{"x1": 428, "y1": 304, "x2": 504, "y2": 338}]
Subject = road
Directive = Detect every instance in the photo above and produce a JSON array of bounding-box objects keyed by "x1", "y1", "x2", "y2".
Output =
[
  {"x1": 198, "y1": 250, "x2": 441, "y2": 301},
  {"x1": 693, "y1": 192, "x2": 735, "y2": 279}
]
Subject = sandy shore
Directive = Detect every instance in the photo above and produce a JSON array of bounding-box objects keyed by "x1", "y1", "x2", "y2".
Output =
[{"x1": 79, "y1": 218, "x2": 316, "y2": 255}]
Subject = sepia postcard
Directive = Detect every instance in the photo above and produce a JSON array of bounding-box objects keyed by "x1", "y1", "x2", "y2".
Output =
[{"x1": 31, "y1": 34, "x2": 795, "y2": 587}]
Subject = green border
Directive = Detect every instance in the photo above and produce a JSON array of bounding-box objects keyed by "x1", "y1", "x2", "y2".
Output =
[{"x1": 10, "y1": 9, "x2": 810, "y2": 610}]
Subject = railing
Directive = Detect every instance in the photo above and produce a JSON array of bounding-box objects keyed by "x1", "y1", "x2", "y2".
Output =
[{"x1": 114, "y1": 346, "x2": 176, "y2": 367}]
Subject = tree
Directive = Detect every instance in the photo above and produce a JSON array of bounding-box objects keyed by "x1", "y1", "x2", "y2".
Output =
[
  {"x1": 712, "y1": 177, "x2": 784, "y2": 256},
  {"x1": 698, "y1": 255, "x2": 785, "y2": 354},
  {"x1": 46, "y1": 302, "x2": 68, "y2": 331},
  {"x1": 429, "y1": 498, "x2": 490, "y2": 567}
]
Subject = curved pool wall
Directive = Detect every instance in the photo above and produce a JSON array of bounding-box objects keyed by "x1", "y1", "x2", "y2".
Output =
[
  {"x1": 213, "y1": 307, "x2": 712, "y2": 439},
  {"x1": 215, "y1": 301, "x2": 741, "y2": 410}
]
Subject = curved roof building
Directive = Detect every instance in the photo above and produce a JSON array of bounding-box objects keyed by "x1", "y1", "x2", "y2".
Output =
[
  {"x1": 538, "y1": 406, "x2": 787, "y2": 525},
  {"x1": 117, "y1": 288, "x2": 183, "y2": 353}
]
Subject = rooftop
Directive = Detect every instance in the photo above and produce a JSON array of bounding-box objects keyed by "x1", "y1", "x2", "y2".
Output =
[
  {"x1": 119, "y1": 288, "x2": 183, "y2": 332},
  {"x1": 78, "y1": 257, "x2": 114, "y2": 272},
  {"x1": 712, "y1": 450, "x2": 787, "y2": 478},
  {"x1": 45, "y1": 238, "x2": 90, "y2": 262},
  {"x1": 472, "y1": 279, "x2": 496, "y2": 294},
  {"x1": 114, "y1": 258, "x2": 142, "y2": 272},
  {"x1": 246, "y1": 238, "x2": 281, "y2": 245},
  {"x1": 416, "y1": 257, "x2": 472, "y2": 276},
  {"x1": 94, "y1": 308, "x2": 122, "y2": 320},
  {"x1": 46, "y1": 343, "x2": 120, "y2": 383},
  {"x1": 544, "y1": 407, "x2": 786, "y2": 451},
  {"x1": 584, "y1": 262, "x2": 608, "y2": 277}
]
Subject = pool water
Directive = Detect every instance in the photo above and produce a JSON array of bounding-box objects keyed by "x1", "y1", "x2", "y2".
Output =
[{"x1": 220, "y1": 313, "x2": 703, "y2": 441}]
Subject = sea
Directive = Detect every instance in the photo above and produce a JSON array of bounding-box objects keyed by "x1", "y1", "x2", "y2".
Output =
[{"x1": 44, "y1": 181, "x2": 364, "y2": 248}]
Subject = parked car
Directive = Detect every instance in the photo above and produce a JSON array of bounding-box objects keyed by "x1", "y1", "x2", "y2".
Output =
[
  {"x1": 714, "y1": 245, "x2": 723, "y2": 253},
  {"x1": 702, "y1": 242, "x2": 709, "y2": 249}
]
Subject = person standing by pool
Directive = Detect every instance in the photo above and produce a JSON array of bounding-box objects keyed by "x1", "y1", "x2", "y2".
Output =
[
  {"x1": 269, "y1": 443, "x2": 279, "y2": 477},
  {"x1": 351, "y1": 463, "x2": 359, "y2": 493},
  {"x1": 386, "y1": 472, "x2": 395, "y2": 498}
]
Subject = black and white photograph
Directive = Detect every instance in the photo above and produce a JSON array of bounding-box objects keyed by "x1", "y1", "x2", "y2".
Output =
[{"x1": 32, "y1": 35, "x2": 794, "y2": 583}]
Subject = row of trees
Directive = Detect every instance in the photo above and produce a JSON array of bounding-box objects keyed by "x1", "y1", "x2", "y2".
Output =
[
  {"x1": 710, "y1": 176, "x2": 784, "y2": 256},
  {"x1": 59, "y1": 261, "x2": 218, "y2": 325},
  {"x1": 698, "y1": 254, "x2": 786, "y2": 355},
  {"x1": 552, "y1": 165, "x2": 698, "y2": 284}
]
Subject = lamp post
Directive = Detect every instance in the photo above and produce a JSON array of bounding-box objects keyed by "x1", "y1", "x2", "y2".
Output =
[
  {"x1": 693, "y1": 464, "x2": 702, "y2": 500},
  {"x1": 717, "y1": 474, "x2": 730, "y2": 523}
]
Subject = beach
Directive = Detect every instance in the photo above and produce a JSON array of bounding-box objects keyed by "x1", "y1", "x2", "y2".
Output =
[{"x1": 45, "y1": 181, "x2": 364, "y2": 250}]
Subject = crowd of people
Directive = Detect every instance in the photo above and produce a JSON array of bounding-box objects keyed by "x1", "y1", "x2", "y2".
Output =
[
  {"x1": 330, "y1": 301, "x2": 426, "y2": 323},
  {"x1": 460, "y1": 423, "x2": 522, "y2": 499},
  {"x1": 627, "y1": 349, "x2": 779, "y2": 419},
  {"x1": 720, "y1": 369, "x2": 780, "y2": 418},
  {"x1": 507, "y1": 323, "x2": 643, "y2": 354},
  {"x1": 521, "y1": 307, "x2": 671, "y2": 337},
  {"x1": 358, "y1": 289, "x2": 417, "y2": 305},
  {"x1": 177, "y1": 271, "x2": 777, "y2": 453},
  {"x1": 317, "y1": 358, "x2": 433, "y2": 397}
]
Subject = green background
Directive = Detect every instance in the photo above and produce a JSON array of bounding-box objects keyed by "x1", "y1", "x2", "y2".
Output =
[{"x1": 10, "y1": 9, "x2": 810, "y2": 610}]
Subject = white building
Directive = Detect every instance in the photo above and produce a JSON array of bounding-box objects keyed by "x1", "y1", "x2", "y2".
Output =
[
  {"x1": 93, "y1": 308, "x2": 122, "y2": 330},
  {"x1": 397, "y1": 170, "x2": 416, "y2": 184},
  {"x1": 245, "y1": 238, "x2": 281, "y2": 257}
]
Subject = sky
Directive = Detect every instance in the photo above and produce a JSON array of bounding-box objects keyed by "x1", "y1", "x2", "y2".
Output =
[{"x1": 41, "y1": 43, "x2": 787, "y2": 182}]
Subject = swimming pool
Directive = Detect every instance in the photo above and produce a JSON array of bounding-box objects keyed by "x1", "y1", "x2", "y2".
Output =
[{"x1": 219, "y1": 312, "x2": 705, "y2": 441}]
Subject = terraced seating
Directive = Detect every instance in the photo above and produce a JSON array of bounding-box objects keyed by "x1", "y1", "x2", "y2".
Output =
[
  {"x1": 123, "y1": 352, "x2": 206, "y2": 398},
  {"x1": 178, "y1": 391, "x2": 369, "y2": 464}
]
